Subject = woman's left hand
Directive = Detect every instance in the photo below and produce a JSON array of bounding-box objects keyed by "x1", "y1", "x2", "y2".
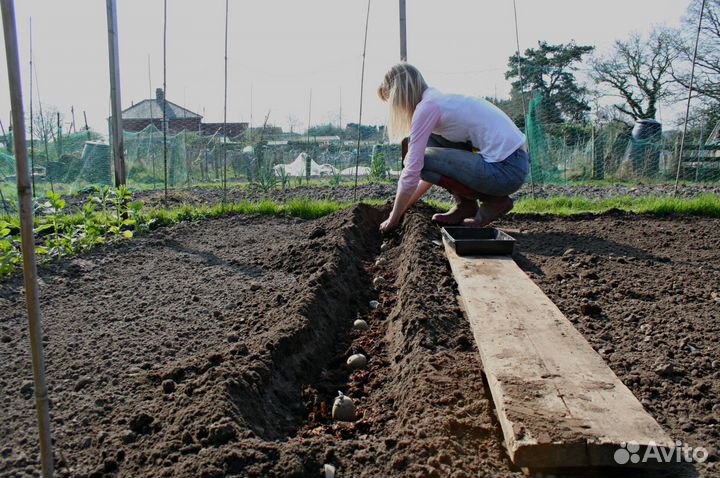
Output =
[{"x1": 379, "y1": 216, "x2": 399, "y2": 233}]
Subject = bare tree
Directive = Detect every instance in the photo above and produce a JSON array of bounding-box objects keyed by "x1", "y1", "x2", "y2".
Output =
[
  {"x1": 672, "y1": 0, "x2": 720, "y2": 102},
  {"x1": 30, "y1": 106, "x2": 62, "y2": 146},
  {"x1": 30, "y1": 106, "x2": 63, "y2": 164},
  {"x1": 591, "y1": 29, "x2": 677, "y2": 120},
  {"x1": 286, "y1": 114, "x2": 300, "y2": 136}
]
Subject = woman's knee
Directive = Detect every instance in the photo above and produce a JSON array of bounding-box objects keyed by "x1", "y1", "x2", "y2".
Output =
[
  {"x1": 420, "y1": 169, "x2": 442, "y2": 185},
  {"x1": 422, "y1": 147, "x2": 449, "y2": 171}
]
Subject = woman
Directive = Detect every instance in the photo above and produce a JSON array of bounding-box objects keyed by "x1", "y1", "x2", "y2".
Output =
[{"x1": 377, "y1": 63, "x2": 529, "y2": 232}]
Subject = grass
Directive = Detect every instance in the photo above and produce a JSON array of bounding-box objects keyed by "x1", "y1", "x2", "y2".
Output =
[
  {"x1": 145, "y1": 198, "x2": 349, "y2": 225},
  {"x1": 429, "y1": 193, "x2": 720, "y2": 218},
  {"x1": 1, "y1": 192, "x2": 717, "y2": 279},
  {"x1": 7, "y1": 194, "x2": 720, "y2": 232},
  {"x1": 42, "y1": 193, "x2": 720, "y2": 234},
  {"x1": 130, "y1": 194, "x2": 720, "y2": 233},
  {"x1": 512, "y1": 194, "x2": 720, "y2": 217}
]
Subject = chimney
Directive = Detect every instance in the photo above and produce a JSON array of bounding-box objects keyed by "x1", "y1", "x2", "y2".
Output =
[{"x1": 156, "y1": 88, "x2": 164, "y2": 102}]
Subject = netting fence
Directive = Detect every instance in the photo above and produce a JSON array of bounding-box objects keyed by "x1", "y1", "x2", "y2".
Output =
[
  {"x1": 0, "y1": 0, "x2": 718, "y2": 210},
  {"x1": 525, "y1": 92, "x2": 720, "y2": 184},
  {"x1": 0, "y1": 125, "x2": 402, "y2": 199}
]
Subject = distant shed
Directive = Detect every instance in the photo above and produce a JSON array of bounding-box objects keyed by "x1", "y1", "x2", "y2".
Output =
[{"x1": 118, "y1": 88, "x2": 247, "y2": 137}]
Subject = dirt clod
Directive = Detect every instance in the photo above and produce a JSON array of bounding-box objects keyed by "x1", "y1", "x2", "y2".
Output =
[
  {"x1": 161, "y1": 379, "x2": 176, "y2": 394},
  {"x1": 19, "y1": 381, "x2": 33, "y2": 399},
  {"x1": 74, "y1": 377, "x2": 93, "y2": 392},
  {"x1": 129, "y1": 412, "x2": 154, "y2": 435}
]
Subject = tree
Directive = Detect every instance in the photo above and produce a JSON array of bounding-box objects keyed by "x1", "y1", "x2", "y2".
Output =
[
  {"x1": 29, "y1": 106, "x2": 63, "y2": 163},
  {"x1": 506, "y1": 41, "x2": 594, "y2": 123},
  {"x1": 672, "y1": 0, "x2": 720, "y2": 103},
  {"x1": 370, "y1": 149, "x2": 386, "y2": 180},
  {"x1": 344, "y1": 123, "x2": 380, "y2": 141},
  {"x1": 286, "y1": 114, "x2": 300, "y2": 136},
  {"x1": 308, "y1": 123, "x2": 343, "y2": 137},
  {"x1": 591, "y1": 29, "x2": 677, "y2": 120},
  {"x1": 487, "y1": 88, "x2": 527, "y2": 127}
]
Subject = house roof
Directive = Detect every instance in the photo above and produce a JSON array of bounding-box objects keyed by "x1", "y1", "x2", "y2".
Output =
[{"x1": 121, "y1": 98, "x2": 202, "y2": 120}]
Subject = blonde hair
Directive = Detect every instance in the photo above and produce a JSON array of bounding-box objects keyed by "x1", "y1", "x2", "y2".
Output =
[{"x1": 377, "y1": 63, "x2": 428, "y2": 142}]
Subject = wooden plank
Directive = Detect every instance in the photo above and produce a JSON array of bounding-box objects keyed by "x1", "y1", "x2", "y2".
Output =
[{"x1": 443, "y1": 238, "x2": 674, "y2": 468}]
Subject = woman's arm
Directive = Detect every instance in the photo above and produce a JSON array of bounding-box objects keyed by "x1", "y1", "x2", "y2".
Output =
[
  {"x1": 380, "y1": 101, "x2": 440, "y2": 232},
  {"x1": 405, "y1": 180, "x2": 433, "y2": 211},
  {"x1": 380, "y1": 179, "x2": 435, "y2": 232},
  {"x1": 380, "y1": 188, "x2": 413, "y2": 232}
]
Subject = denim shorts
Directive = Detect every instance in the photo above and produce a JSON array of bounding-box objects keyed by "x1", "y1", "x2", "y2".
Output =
[{"x1": 419, "y1": 134, "x2": 529, "y2": 197}]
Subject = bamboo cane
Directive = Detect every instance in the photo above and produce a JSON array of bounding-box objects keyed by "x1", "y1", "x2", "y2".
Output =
[
  {"x1": 0, "y1": 1, "x2": 54, "y2": 476},
  {"x1": 106, "y1": 0, "x2": 126, "y2": 187}
]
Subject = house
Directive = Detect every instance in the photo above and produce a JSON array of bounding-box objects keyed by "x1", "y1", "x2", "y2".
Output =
[{"x1": 119, "y1": 88, "x2": 248, "y2": 137}]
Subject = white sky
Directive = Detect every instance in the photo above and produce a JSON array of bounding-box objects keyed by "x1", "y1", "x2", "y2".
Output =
[{"x1": 0, "y1": 0, "x2": 690, "y2": 137}]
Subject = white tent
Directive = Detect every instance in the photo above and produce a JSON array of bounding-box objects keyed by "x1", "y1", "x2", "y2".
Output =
[
  {"x1": 273, "y1": 152, "x2": 336, "y2": 177},
  {"x1": 340, "y1": 166, "x2": 371, "y2": 176}
]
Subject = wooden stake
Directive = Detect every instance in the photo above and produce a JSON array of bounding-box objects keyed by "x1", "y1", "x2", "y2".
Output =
[
  {"x1": 222, "y1": 0, "x2": 228, "y2": 202},
  {"x1": 398, "y1": 0, "x2": 407, "y2": 61},
  {"x1": 106, "y1": 0, "x2": 126, "y2": 187},
  {"x1": 56, "y1": 112, "x2": 62, "y2": 158},
  {"x1": 69, "y1": 106, "x2": 76, "y2": 134},
  {"x1": 306, "y1": 88, "x2": 312, "y2": 181},
  {"x1": 353, "y1": 0, "x2": 371, "y2": 201},
  {"x1": 512, "y1": 0, "x2": 535, "y2": 197},
  {"x1": 0, "y1": 1, "x2": 54, "y2": 476},
  {"x1": 162, "y1": 0, "x2": 168, "y2": 199},
  {"x1": 28, "y1": 17, "x2": 35, "y2": 196},
  {"x1": 674, "y1": 0, "x2": 707, "y2": 196}
]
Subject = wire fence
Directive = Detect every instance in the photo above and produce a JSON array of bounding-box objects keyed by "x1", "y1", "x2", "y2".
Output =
[
  {"x1": 0, "y1": 0, "x2": 718, "y2": 211},
  {"x1": 526, "y1": 93, "x2": 720, "y2": 184}
]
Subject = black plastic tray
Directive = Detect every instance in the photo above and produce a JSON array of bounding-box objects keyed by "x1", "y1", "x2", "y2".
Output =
[{"x1": 441, "y1": 227, "x2": 516, "y2": 255}]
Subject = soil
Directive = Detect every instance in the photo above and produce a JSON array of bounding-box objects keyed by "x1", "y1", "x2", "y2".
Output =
[
  {"x1": 1, "y1": 203, "x2": 718, "y2": 478},
  {"x1": 61, "y1": 181, "x2": 720, "y2": 213},
  {"x1": 496, "y1": 211, "x2": 720, "y2": 477}
]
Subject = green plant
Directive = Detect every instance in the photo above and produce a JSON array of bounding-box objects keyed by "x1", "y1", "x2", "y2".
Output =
[
  {"x1": 250, "y1": 163, "x2": 278, "y2": 195},
  {"x1": 329, "y1": 168, "x2": 342, "y2": 187},
  {"x1": 277, "y1": 165, "x2": 290, "y2": 190},
  {"x1": 34, "y1": 190, "x2": 68, "y2": 258},
  {"x1": 370, "y1": 150, "x2": 387, "y2": 181},
  {"x1": 0, "y1": 219, "x2": 21, "y2": 277}
]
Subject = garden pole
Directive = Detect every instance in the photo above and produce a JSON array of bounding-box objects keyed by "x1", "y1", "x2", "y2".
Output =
[
  {"x1": 83, "y1": 111, "x2": 90, "y2": 140},
  {"x1": 56, "y1": 112, "x2": 62, "y2": 158},
  {"x1": 1, "y1": 1, "x2": 54, "y2": 476},
  {"x1": 222, "y1": 0, "x2": 228, "y2": 202},
  {"x1": 70, "y1": 106, "x2": 76, "y2": 133},
  {"x1": 106, "y1": 0, "x2": 126, "y2": 187},
  {"x1": 674, "y1": 0, "x2": 706, "y2": 196},
  {"x1": 162, "y1": 0, "x2": 168, "y2": 199},
  {"x1": 399, "y1": 0, "x2": 406, "y2": 61},
  {"x1": 306, "y1": 88, "x2": 312, "y2": 182},
  {"x1": 353, "y1": 0, "x2": 371, "y2": 201},
  {"x1": 512, "y1": 0, "x2": 535, "y2": 198},
  {"x1": 339, "y1": 87, "x2": 342, "y2": 130},
  {"x1": 28, "y1": 17, "x2": 35, "y2": 197}
]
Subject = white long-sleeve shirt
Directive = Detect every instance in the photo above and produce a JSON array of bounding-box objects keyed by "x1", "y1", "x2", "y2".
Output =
[{"x1": 399, "y1": 87, "x2": 526, "y2": 194}]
